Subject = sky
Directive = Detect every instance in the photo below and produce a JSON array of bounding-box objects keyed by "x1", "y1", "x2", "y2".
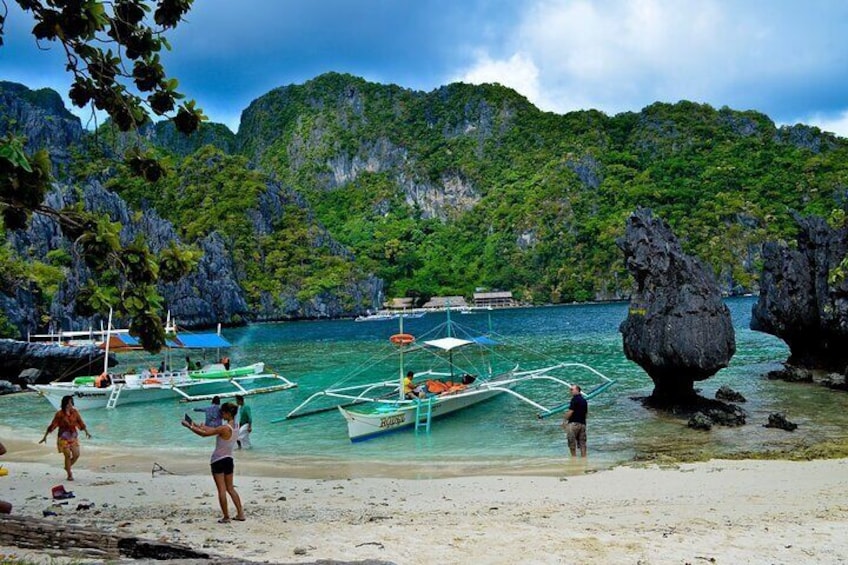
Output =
[{"x1": 2, "y1": 0, "x2": 848, "y2": 136}]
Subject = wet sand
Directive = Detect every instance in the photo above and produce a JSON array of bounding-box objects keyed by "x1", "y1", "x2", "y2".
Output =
[{"x1": 1, "y1": 435, "x2": 847, "y2": 564}]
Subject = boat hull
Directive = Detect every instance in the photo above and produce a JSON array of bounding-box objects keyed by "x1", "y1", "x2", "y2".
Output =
[
  {"x1": 339, "y1": 387, "x2": 505, "y2": 442},
  {"x1": 30, "y1": 383, "x2": 180, "y2": 410},
  {"x1": 29, "y1": 362, "x2": 287, "y2": 410}
]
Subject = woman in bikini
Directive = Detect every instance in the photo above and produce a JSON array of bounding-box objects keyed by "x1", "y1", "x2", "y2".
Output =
[
  {"x1": 39, "y1": 395, "x2": 91, "y2": 481},
  {"x1": 182, "y1": 401, "x2": 245, "y2": 523}
]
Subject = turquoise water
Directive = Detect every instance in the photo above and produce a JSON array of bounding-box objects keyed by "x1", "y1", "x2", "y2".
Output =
[{"x1": 3, "y1": 297, "x2": 847, "y2": 469}]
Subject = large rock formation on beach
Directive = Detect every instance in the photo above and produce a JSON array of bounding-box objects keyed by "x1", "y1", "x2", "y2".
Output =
[
  {"x1": 751, "y1": 213, "x2": 848, "y2": 372},
  {"x1": 0, "y1": 339, "x2": 110, "y2": 385},
  {"x1": 618, "y1": 209, "x2": 736, "y2": 404}
]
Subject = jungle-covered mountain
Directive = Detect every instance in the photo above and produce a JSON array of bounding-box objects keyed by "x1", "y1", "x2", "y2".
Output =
[
  {"x1": 230, "y1": 72, "x2": 847, "y2": 302},
  {"x1": 2, "y1": 72, "x2": 847, "y2": 335}
]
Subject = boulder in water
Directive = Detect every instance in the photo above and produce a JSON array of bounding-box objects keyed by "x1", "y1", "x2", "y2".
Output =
[
  {"x1": 764, "y1": 413, "x2": 798, "y2": 431},
  {"x1": 688, "y1": 412, "x2": 713, "y2": 431},
  {"x1": 618, "y1": 209, "x2": 736, "y2": 405},
  {"x1": 751, "y1": 213, "x2": 848, "y2": 372},
  {"x1": 766, "y1": 366, "x2": 813, "y2": 383},
  {"x1": 715, "y1": 385, "x2": 746, "y2": 403},
  {"x1": 0, "y1": 380, "x2": 21, "y2": 395}
]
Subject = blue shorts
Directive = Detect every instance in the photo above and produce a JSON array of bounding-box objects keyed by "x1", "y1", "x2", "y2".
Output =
[{"x1": 210, "y1": 457, "x2": 234, "y2": 475}]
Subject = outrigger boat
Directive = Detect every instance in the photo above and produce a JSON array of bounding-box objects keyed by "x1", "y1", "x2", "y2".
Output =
[
  {"x1": 285, "y1": 310, "x2": 615, "y2": 442},
  {"x1": 29, "y1": 313, "x2": 296, "y2": 410}
]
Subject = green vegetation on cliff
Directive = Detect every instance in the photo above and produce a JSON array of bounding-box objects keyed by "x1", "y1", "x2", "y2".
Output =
[
  {"x1": 103, "y1": 145, "x2": 366, "y2": 312},
  {"x1": 7, "y1": 73, "x2": 848, "y2": 317},
  {"x1": 230, "y1": 73, "x2": 848, "y2": 302}
]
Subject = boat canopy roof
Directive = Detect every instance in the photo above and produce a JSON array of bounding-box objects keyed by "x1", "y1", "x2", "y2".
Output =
[
  {"x1": 172, "y1": 333, "x2": 231, "y2": 349},
  {"x1": 469, "y1": 335, "x2": 498, "y2": 346},
  {"x1": 104, "y1": 332, "x2": 232, "y2": 350},
  {"x1": 423, "y1": 337, "x2": 474, "y2": 351}
]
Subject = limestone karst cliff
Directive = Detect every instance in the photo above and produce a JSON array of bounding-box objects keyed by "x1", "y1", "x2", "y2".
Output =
[{"x1": 619, "y1": 209, "x2": 736, "y2": 404}]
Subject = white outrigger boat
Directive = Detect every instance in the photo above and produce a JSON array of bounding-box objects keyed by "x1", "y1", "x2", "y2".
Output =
[
  {"x1": 285, "y1": 311, "x2": 615, "y2": 442},
  {"x1": 354, "y1": 309, "x2": 427, "y2": 322},
  {"x1": 29, "y1": 314, "x2": 296, "y2": 410}
]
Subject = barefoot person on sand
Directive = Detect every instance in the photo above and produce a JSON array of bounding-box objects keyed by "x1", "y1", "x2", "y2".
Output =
[
  {"x1": 182, "y1": 401, "x2": 245, "y2": 523},
  {"x1": 39, "y1": 395, "x2": 91, "y2": 480}
]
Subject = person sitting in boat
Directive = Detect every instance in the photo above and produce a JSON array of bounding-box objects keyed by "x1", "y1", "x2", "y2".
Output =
[
  {"x1": 462, "y1": 374, "x2": 476, "y2": 385},
  {"x1": 403, "y1": 371, "x2": 425, "y2": 399},
  {"x1": 94, "y1": 372, "x2": 111, "y2": 388},
  {"x1": 220, "y1": 356, "x2": 230, "y2": 371}
]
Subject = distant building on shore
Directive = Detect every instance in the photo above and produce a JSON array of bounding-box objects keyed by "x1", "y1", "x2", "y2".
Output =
[
  {"x1": 421, "y1": 296, "x2": 469, "y2": 309},
  {"x1": 385, "y1": 297, "x2": 415, "y2": 310},
  {"x1": 385, "y1": 292, "x2": 516, "y2": 311},
  {"x1": 472, "y1": 291, "x2": 516, "y2": 309}
]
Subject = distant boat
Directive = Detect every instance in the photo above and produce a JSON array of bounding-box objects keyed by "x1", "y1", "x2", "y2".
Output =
[
  {"x1": 354, "y1": 310, "x2": 426, "y2": 322},
  {"x1": 286, "y1": 308, "x2": 615, "y2": 442}
]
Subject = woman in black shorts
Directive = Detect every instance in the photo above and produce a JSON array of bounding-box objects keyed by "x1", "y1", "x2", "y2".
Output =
[{"x1": 182, "y1": 401, "x2": 245, "y2": 523}]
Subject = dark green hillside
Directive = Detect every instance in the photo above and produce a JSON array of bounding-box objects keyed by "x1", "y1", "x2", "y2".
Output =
[
  {"x1": 4, "y1": 74, "x2": 848, "y2": 325},
  {"x1": 0, "y1": 81, "x2": 77, "y2": 122},
  {"x1": 142, "y1": 121, "x2": 237, "y2": 157},
  {"x1": 232, "y1": 73, "x2": 848, "y2": 302},
  {"x1": 102, "y1": 145, "x2": 370, "y2": 312}
]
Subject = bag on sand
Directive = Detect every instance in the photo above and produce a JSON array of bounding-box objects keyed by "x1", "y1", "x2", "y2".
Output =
[{"x1": 51, "y1": 484, "x2": 75, "y2": 499}]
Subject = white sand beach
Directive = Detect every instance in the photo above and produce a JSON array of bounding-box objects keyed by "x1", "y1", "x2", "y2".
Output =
[{"x1": 1, "y1": 435, "x2": 847, "y2": 564}]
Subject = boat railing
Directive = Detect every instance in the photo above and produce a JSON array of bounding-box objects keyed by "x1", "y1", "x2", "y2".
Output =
[
  {"x1": 284, "y1": 369, "x2": 449, "y2": 421},
  {"x1": 473, "y1": 362, "x2": 616, "y2": 418},
  {"x1": 169, "y1": 371, "x2": 297, "y2": 403},
  {"x1": 283, "y1": 380, "x2": 399, "y2": 421}
]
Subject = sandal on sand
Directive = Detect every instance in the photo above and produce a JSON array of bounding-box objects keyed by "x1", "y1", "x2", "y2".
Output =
[
  {"x1": 233, "y1": 516, "x2": 246, "y2": 521},
  {"x1": 218, "y1": 517, "x2": 231, "y2": 523}
]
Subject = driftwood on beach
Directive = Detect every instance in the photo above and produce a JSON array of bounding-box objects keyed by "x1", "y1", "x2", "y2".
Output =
[
  {"x1": 0, "y1": 514, "x2": 398, "y2": 563},
  {"x1": 0, "y1": 514, "x2": 213, "y2": 560}
]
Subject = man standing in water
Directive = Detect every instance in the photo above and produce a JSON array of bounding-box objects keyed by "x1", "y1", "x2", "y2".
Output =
[
  {"x1": 194, "y1": 395, "x2": 222, "y2": 427},
  {"x1": 562, "y1": 385, "x2": 588, "y2": 457},
  {"x1": 236, "y1": 395, "x2": 252, "y2": 449}
]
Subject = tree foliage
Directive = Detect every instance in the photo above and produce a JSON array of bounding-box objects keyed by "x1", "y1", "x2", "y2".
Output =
[
  {"x1": 0, "y1": 1, "x2": 204, "y2": 350},
  {"x1": 2, "y1": 0, "x2": 203, "y2": 133}
]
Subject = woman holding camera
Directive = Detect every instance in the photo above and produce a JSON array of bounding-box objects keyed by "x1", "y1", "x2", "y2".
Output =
[{"x1": 182, "y1": 401, "x2": 245, "y2": 523}]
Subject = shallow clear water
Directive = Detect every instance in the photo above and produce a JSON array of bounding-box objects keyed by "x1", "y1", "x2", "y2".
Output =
[{"x1": 3, "y1": 297, "x2": 847, "y2": 470}]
